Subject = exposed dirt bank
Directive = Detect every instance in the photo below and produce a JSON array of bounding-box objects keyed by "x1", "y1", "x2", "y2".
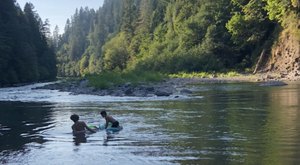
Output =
[{"x1": 259, "y1": 26, "x2": 300, "y2": 80}]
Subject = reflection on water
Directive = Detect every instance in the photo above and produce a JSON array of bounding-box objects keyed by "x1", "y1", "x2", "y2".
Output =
[
  {"x1": 0, "y1": 102, "x2": 54, "y2": 150},
  {"x1": 73, "y1": 134, "x2": 87, "y2": 146},
  {"x1": 0, "y1": 82, "x2": 300, "y2": 164}
]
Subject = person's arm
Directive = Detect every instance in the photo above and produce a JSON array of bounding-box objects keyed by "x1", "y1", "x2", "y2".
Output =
[
  {"x1": 71, "y1": 125, "x2": 75, "y2": 134},
  {"x1": 105, "y1": 117, "x2": 109, "y2": 129},
  {"x1": 84, "y1": 122, "x2": 96, "y2": 133}
]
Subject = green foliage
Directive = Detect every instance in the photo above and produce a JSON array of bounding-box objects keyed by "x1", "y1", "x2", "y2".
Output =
[
  {"x1": 103, "y1": 32, "x2": 129, "y2": 70},
  {"x1": 226, "y1": 13, "x2": 247, "y2": 44},
  {"x1": 263, "y1": 0, "x2": 299, "y2": 40},
  {"x1": 265, "y1": 1, "x2": 300, "y2": 41},
  {"x1": 86, "y1": 71, "x2": 166, "y2": 89},
  {"x1": 226, "y1": 0, "x2": 277, "y2": 69},
  {"x1": 218, "y1": 71, "x2": 241, "y2": 77},
  {"x1": 56, "y1": 7, "x2": 96, "y2": 77},
  {"x1": 86, "y1": 71, "x2": 123, "y2": 89},
  {"x1": 0, "y1": 1, "x2": 56, "y2": 86},
  {"x1": 55, "y1": 0, "x2": 298, "y2": 79},
  {"x1": 169, "y1": 72, "x2": 212, "y2": 78},
  {"x1": 169, "y1": 71, "x2": 240, "y2": 78},
  {"x1": 263, "y1": 0, "x2": 290, "y2": 22}
]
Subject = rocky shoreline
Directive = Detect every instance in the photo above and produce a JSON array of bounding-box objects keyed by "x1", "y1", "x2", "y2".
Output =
[
  {"x1": 35, "y1": 74, "x2": 289, "y2": 97},
  {"x1": 35, "y1": 78, "x2": 183, "y2": 97}
]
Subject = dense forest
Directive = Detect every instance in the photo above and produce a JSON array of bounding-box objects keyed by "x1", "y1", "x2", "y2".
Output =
[
  {"x1": 0, "y1": 0, "x2": 56, "y2": 86},
  {"x1": 54, "y1": 0, "x2": 299, "y2": 77},
  {"x1": 0, "y1": 0, "x2": 299, "y2": 86}
]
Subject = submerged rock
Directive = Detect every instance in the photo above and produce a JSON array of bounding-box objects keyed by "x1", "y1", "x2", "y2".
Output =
[
  {"x1": 259, "y1": 81, "x2": 288, "y2": 86},
  {"x1": 180, "y1": 89, "x2": 193, "y2": 94},
  {"x1": 154, "y1": 90, "x2": 172, "y2": 96}
]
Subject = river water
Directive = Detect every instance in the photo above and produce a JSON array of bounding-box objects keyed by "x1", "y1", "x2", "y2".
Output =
[{"x1": 1, "y1": 82, "x2": 300, "y2": 165}]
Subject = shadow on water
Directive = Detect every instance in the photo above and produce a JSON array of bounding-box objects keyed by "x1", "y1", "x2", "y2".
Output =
[
  {"x1": 0, "y1": 101, "x2": 54, "y2": 163},
  {"x1": 73, "y1": 134, "x2": 87, "y2": 146},
  {"x1": 102, "y1": 131, "x2": 125, "y2": 146}
]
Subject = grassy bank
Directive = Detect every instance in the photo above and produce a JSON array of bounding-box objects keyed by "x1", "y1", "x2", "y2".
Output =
[
  {"x1": 169, "y1": 71, "x2": 241, "y2": 78},
  {"x1": 85, "y1": 71, "x2": 247, "y2": 89},
  {"x1": 85, "y1": 71, "x2": 166, "y2": 89}
]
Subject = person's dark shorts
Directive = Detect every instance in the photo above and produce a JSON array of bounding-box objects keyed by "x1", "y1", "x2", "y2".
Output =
[{"x1": 111, "y1": 121, "x2": 119, "y2": 127}]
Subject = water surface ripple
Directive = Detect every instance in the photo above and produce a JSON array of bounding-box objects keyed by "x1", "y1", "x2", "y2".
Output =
[{"x1": 1, "y1": 82, "x2": 300, "y2": 164}]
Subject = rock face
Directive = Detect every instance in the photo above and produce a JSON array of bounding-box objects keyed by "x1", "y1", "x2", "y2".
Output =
[{"x1": 263, "y1": 29, "x2": 300, "y2": 80}]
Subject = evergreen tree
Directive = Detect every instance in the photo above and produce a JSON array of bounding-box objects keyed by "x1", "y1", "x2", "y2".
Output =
[
  {"x1": 55, "y1": 0, "x2": 297, "y2": 76},
  {"x1": 0, "y1": 1, "x2": 56, "y2": 86}
]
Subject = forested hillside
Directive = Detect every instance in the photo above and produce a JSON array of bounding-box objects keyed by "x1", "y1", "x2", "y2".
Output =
[
  {"x1": 55, "y1": 0, "x2": 300, "y2": 77},
  {"x1": 0, "y1": 0, "x2": 57, "y2": 86}
]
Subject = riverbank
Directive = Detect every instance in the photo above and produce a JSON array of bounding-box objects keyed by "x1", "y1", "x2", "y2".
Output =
[{"x1": 35, "y1": 72, "x2": 291, "y2": 97}]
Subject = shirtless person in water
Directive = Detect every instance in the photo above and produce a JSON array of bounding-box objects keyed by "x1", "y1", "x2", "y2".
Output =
[
  {"x1": 100, "y1": 111, "x2": 120, "y2": 129},
  {"x1": 70, "y1": 114, "x2": 96, "y2": 135}
]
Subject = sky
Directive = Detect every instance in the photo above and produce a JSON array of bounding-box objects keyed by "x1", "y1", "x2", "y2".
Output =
[{"x1": 17, "y1": 0, "x2": 104, "y2": 34}]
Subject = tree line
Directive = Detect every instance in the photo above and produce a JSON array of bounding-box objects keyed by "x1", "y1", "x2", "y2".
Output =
[
  {"x1": 1, "y1": 0, "x2": 298, "y2": 85},
  {"x1": 54, "y1": 0, "x2": 298, "y2": 77},
  {"x1": 0, "y1": 0, "x2": 56, "y2": 86}
]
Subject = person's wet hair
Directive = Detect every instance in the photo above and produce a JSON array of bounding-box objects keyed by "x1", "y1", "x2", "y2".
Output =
[
  {"x1": 100, "y1": 111, "x2": 107, "y2": 116},
  {"x1": 70, "y1": 114, "x2": 79, "y2": 122}
]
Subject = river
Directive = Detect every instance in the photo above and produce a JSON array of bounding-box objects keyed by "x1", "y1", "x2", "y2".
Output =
[{"x1": 1, "y1": 82, "x2": 300, "y2": 165}]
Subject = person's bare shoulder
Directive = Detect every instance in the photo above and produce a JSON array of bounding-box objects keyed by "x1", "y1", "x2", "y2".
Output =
[
  {"x1": 78, "y1": 121, "x2": 87, "y2": 126},
  {"x1": 106, "y1": 115, "x2": 112, "y2": 121}
]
